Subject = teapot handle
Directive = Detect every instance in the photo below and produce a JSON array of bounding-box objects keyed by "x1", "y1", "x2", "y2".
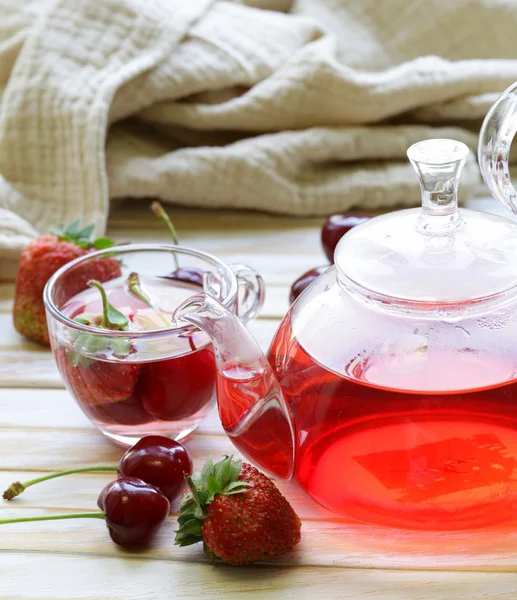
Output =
[
  {"x1": 229, "y1": 264, "x2": 265, "y2": 324},
  {"x1": 478, "y1": 81, "x2": 517, "y2": 214}
]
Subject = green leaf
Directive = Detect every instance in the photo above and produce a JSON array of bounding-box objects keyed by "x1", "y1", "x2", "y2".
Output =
[
  {"x1": 214, "y1": 455, "x2": 234, "y2": 490},
  {"x1": 224, "y1": 481, "x2": 250, "y2": 494},
  {"x1": 106, "y1": 304, "x2": 128, "y2": 328},
  {"x1": 207, "y1": 474, "x2": 222, "y2": 497},
  {"x1": 177, "y1": 510, "x2": 198, "y2": 527},
  {"x1": 175, "y1": 533, "x2": 203, "y2": 547},
  {"x1": 176, "y1": 519, "x2": 202, "y2": 537},
  {"x1": 199, "y1": 458, "x2": 213, "y2": 487},
  {"x1": 197, "y1": 490, "x2": 209, "y2": 506},
  {"x1": 66, "y1": 219, "x2": 81, "y2": 237},
  {"x1": 194, "y1": 505, "x2": 207, "y2": 520},
  {"x1": 93, "y1": 237, "x2": 115, "y2": 250},
  {"x1": 73, "y1": 315, "x2": 91, "y2": 326},
  {"x1": 65, "y1": 347, "x2": 91, "y2": 369},
  {"x1": 230, "y1": 458, "x2": 242, "y2": 483},
  {"x1": 77, "y1": 224, "x2": 95, "y2": 240},
  {"x1": 110, "y1": 337, "x2": 131, "y2": 357},
  {"x1": 178, "y1": 493, "x2": 195, "y2": 512}
]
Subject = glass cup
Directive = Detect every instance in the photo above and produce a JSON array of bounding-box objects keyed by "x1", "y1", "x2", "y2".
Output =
[{"x1": 43, "y1": 244, "x2": 264, "y2": 447}]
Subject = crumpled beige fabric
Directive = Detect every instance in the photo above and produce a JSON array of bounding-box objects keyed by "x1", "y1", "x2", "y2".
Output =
[{"x1": 1, "y1": 0, "x2": 517, "y2": 279}]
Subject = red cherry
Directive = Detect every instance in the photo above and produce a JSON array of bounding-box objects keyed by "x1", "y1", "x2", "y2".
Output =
[
  {"x1": 97, "y1": 477, "x2": 170, "y2": 547},
  {"x1": 87, "y1": 395, "x2": 155, "y2": 427},
  {"x1": 164, "y1": 267, "x2": 204, "y2": 288},
  {"x1": 321, "y1": 213, "x2": 370, "y2": 263},
  {"x1": 135, "y1": 346, "x2": 216, "y2": 421},
  {"x1": 289, "y1": 266, "x2": 328, "y2": 304},
  {"x1": 118, "y1": 436, "x2": 193, "y2": 504}
]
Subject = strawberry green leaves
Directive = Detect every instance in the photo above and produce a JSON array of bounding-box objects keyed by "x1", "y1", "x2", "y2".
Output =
[
  {"x1": 53, "y1": 220, "x2": 116, "y2": 251},
  {"x1": 175, "y1": 456, "x2": 250, "y2": 547},
  {"x1": 64, "y1": 280, "x2": 132, "y2": 364}
]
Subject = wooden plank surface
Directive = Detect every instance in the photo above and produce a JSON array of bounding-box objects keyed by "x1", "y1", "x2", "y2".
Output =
[{"x1": 2, "y1": 198, "x2": 517, "y2": 599}]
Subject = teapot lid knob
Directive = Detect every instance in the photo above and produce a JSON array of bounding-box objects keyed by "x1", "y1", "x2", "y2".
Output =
[{"x1": 407, "y1": 138, "x2": 469, "y2": 234}]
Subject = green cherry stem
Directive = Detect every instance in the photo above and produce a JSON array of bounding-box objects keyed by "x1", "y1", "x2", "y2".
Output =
[
  {"x1": 127, "y1": 272, "x2": 171, "y2": 328},
  {"x1": 151, "y1": 201, "x2": 180, "y2": 270},
  {"x1": 0, "y1": 512, "x2": 105, "y2": 525},
  {"x1": 3, "y1": 467, "x2": 119, "y2": 500},
  {"x1": 88, "y1": 280, "x2": 128, "y2": 330}
]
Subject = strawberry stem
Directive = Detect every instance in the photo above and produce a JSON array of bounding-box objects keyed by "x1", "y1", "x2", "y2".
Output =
[
  {"x1": 184, "y1": 473, "x2": 202, "y2": 505},
  {"x1": 151, "y1": 201, "x2": 180, "y2": 270},
  {"x1": 3, "y1": 467, "x2": 119, "y2": 500},
  {"x1": 127, "y1": 273, "x2": 170, "y2": 328},
  {"x1": 88, "y1": 280, "x2": 128, "y2": 330},
  {"x1": 0, "y1": 512, "x2": 105, "y2": 525}
]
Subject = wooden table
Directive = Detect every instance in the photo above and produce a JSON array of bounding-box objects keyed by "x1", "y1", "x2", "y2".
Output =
[{"x1": 2, "y1": 200, "x2": 517, "y2": 599}]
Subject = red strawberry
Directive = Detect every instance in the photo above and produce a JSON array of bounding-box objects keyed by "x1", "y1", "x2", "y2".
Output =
[
  {"x1": 13, "y1": 221, "x2": 120, "y2": 345},
  {"x1": 175, "y1": 456, "x2": 301, "y2": 565},
  {"x1": 56, "y1": 347, "x2": 141, "y2": 408},
  {"x1": 54, "y1": 280, "x2": 141, "y2": 408}
]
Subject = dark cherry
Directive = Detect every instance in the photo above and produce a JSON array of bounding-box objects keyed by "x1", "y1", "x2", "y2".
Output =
[
  {"x1": 118, "y1": 436, "x2": 193, "y2": 504},
  {"x1": 97, "y1": 477, "x2": 170, "y2": 548},
  {"x1": 88, "y1": 396, "x2": 155, "y2": 427},
  {"x1": 321, "y1": 212, "x2": 370, "y2": 263},
  {"x1": 135, "y1": 346, "x2": 216, "y2": 421},
  {"x1": 289, "y1": 266, "x2": 329, "y2": 304},
  {"x1": 164, "y1": 267, "x2": 204, "y2": 288}
]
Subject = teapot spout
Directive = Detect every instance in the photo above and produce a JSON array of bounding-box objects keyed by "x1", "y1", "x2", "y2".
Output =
[{"x1": 174, "y1": 294, "x2": 295, "y2": 480}]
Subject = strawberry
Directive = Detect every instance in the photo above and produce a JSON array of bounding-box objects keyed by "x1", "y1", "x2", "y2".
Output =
[
  {"x1": 13, "y1": 220, "x2": 120, "y2": 345},
  {"x1": 56, "y1": 347, "x2": 141, "y2": 408},
  {"x1": 56, "y1": 280, "x2": 141, "y2": 408},
  {"x1": 175, "y1": 456, "x2": 301, "y2": 565}
]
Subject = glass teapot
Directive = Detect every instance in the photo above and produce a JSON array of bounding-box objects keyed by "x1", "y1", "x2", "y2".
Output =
[{"x1": 176, "y1": 83, "x2": 517, "y2": 531}]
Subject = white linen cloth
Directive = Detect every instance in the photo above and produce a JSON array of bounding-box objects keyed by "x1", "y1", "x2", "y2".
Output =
[{"x1": 1, "y1": 0, "x2": 517, "y2": 278}]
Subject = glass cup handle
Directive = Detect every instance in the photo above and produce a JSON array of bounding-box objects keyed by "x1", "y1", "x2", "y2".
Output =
[
  {"x1": 229, "y1": 264, "x2": 265, "y2": 324},
  {"x1": 478, "y1": 81, "x2": 517, "y2": 215}
]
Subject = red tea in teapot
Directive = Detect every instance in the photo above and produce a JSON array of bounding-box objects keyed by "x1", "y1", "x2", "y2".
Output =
[{"x1": 268, "y1": 314, "x2": 517, "y2": 530}]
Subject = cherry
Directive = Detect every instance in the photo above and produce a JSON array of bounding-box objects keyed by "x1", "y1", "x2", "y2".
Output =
[
  {"x1": 135, "y1": 346, "x2": 216, "y2": 421},
  {"x1": 165, "y1": 267, "x2": 204, "y2": 288},
  {"x1": 88, "y1": 395, "x2": 155, "y2": 427},
  {"x1": 0, "y1": 477, "x2": 170, "y2": 549},
  {"x1": 97, "y1": 477, "x2": 170, "y2": 547},
  {"x1": 289, "y1": 266, "x2": 329, "y2": 304},
  {"x1": 118, "y1": 436, "x2": 193, "y2": 504},
  {"x1": 2, "y1": 436, "x2": 192, "y2": 503},
  {"x1": 151, "y1": 202, "x2": 205, "y2": 289},
  {"x1": 321, "y1": 212, "x2": 370, "y2": 263}
]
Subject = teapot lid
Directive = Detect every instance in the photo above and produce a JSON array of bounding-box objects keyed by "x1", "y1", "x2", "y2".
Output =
[{"x1": 334, "y1": 139, "x2": 517, "y2": 304}]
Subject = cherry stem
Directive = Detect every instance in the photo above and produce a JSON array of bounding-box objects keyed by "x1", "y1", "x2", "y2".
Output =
[
  {"x1": 89, "y1": 280, "x2": 109, "y2": 327},
  {"x1": 127, "y1": 272, "x2": 170, "y2": 328},
  {"x1": 151, "y1": 201, "x2": 180, "y2": 270},
  {"x1": 3, "y1": 466, "x2": 118, "y2": 500},
  {"x1": 0, "y1": 512, "x2": 105, "y2": 525}
]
